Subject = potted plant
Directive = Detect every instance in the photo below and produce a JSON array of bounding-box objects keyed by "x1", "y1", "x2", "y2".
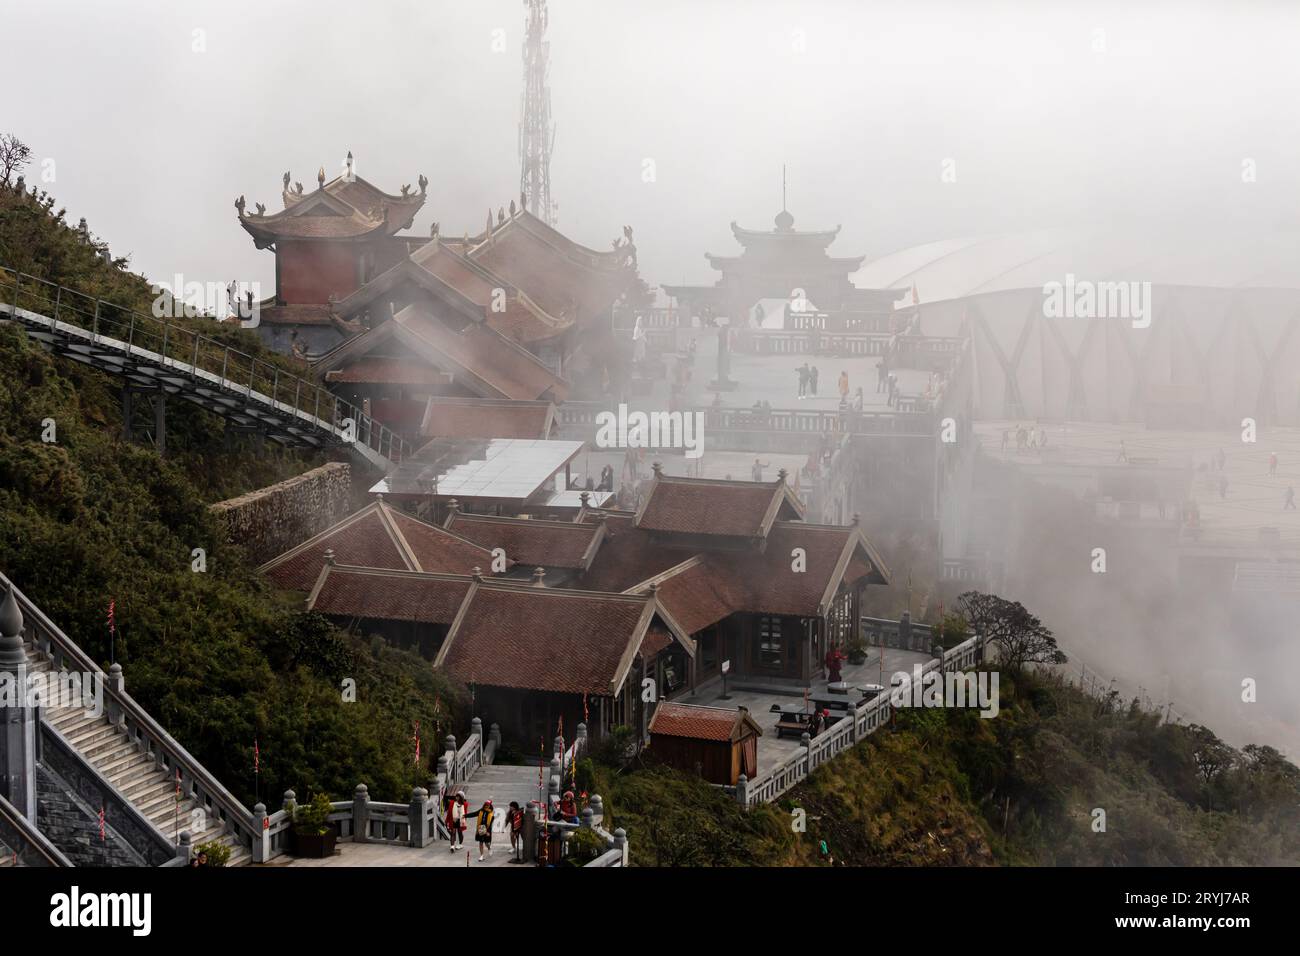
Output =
[
  {"x1": 845, "y1": 635, "x2": 869, "y2": 666},
  {"x1": 290, "y1": 792, "x2": 337, "y2": 858}
]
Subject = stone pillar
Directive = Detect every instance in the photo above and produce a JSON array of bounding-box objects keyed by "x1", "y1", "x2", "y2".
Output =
[
  {"x1": 580, "y1": 806, "x2": 593, "y2": 830},
  {"x1": 613, "y1": 827, "x2": 628, "y2": 866},
  {"x1": 0, "y1": 586, "x2": 37, "y2": 821},
  {"x1": 352, "y1": 784, "x2": 370, "y2": 843},
  {"x1": 106, "y1": 663, "x2": 125, "y2": 728},
  {"x1": 282, "y1": 789, "x2": 297, "y2": 815},
  {"x1": 576, "y1": 722, "x2": 587, "y2": 756},
  {"x1": 176, "y1": 830, "x2": 192, "y2": 865},
  {"x1": 736, "y1": 773, "x2": 748, "y2": 806},
  {"x1": 489, "y1": 723, "x2": 502, "y2": 751},
  {"x1": 802, "y1": 731, "x2": 813, "y2": 770},
  {"x1": 409, "y1": 787, "x2": 429, "y2": 848},
  {"x1": 252, "y1": 802, "x2": 268, "y2": 863},
  {"x1": 588, "y1": 793, "x2": 604, "y2": 825},
  {"x1": 523, "y1": 806, "x2": 538, "y2": 863},
  {"x1": 548, "y1": 756, "x2": 562, "y2": 805},
  {"x1": 898, "y1": 610, "x2": 912, "y2": 652},
  {"x1": 553, "y1": 734, "x2": 564, "y2": 760}
]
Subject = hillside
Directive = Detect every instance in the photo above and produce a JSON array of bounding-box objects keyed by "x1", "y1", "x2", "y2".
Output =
[
  {"x1": 586, "y1": 667, "x2": 1300, "y2": 867},
  {"x1": 0, "y1": 174, "x2": 468, "y2": 807}
]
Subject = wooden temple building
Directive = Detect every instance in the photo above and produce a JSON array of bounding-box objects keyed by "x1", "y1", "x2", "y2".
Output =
[
  {"x1": 259, "y1": 469, "x2": 891, "y2": 744},
  {"x1": 236, "y1": 154, "x2": 641, "y2": 439}
]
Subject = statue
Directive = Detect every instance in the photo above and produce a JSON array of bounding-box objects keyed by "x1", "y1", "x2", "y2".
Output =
[
  {"x1": 418, "y1": 173, "x2": 428, "y2": 195},
  {"x1": 253, "y1": 202, "x2": 265, "y2": 216},
  {"x1": 317, "y1": 166, "x2": 326, "y2": 189},
  {"x1": 282, "y1": 170, "x2": 291, "y2": 191}
]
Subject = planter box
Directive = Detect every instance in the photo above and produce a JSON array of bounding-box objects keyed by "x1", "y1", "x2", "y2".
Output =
[{"x1": 290, "y1": 827, "x2": 338, "y2": 859}]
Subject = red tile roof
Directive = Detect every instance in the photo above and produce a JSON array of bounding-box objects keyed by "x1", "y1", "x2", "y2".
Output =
[
  {"x1": 648, "y1": 702, "x2": 762, "y2": 742},
  {"x1": 307, "y1": 565, "x2": 472, "y2": 625},
  {"x1": 260, "y1": 501, "x2": 497, "y2": 591},
  {"x1": 324, "y1": 358, "x2": 453, "y2": 386},
  {"x1": 420, "y1": 397, "x2": 554, "y2": 440},
  {"x1": 392, "y1": 305, "x2": 569, "y2": 402},
  {"x1": 635, "y1": 473, "x2": 803, "y2": 540},
  {"x1": 574, "y1": 514, "x2": 690, "y2": 592},
  {"x1": 443, "y1": 513, "x2": 603, "y2": 570},
  {"x1": 435, "y1": 583, "x2": 672, "y2": 697}
]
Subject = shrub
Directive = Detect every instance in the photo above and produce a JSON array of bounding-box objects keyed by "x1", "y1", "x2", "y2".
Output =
[{"x1": 194, "y1": 840, "x2": 231, "y2": 867}]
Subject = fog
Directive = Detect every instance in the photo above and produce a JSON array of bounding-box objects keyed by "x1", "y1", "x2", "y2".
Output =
[
  {"x1": 6, "y1": 0, "x2": 1300, "y2": 755},
  {"x1": 6, "y1": 0, "x2": 1300, "y2": 294}
]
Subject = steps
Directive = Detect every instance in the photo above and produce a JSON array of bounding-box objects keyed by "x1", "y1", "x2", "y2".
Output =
[{"x1": 24, "y1": 642, "x2": 252, "y2": 866}]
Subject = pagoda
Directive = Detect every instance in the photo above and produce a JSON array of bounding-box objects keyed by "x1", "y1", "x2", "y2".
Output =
[{"x1": 662, "y1": 207, "x2": 904, "y2": 324}]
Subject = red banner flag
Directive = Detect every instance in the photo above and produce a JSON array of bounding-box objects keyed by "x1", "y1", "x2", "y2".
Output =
[
  {"x1": 254, "y1": 738, "x2": 259, "y2": 775},
  {"x1": 98, "y1": 805, "x2": 106, "y2": 842},
  {"x1": 412, "y1": 721, "x2": 421, "y2": 766}
]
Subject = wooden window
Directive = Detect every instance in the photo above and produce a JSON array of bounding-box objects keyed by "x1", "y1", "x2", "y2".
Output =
[{"x1": 758, "y1": 616, "x2": 784, "y2": 667}]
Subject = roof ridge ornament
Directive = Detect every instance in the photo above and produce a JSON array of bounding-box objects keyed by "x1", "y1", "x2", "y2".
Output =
[
  {"x1": 318, "y1": 166, "x2": 326, "y2": 189},
  {"x1": 418, "y1": 173, "x2": 428, "y2": 195}
]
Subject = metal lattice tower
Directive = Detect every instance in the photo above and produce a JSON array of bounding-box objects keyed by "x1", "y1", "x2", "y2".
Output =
[{"x1": 519, "y1": 0, "x2": 556, "y2": 225}]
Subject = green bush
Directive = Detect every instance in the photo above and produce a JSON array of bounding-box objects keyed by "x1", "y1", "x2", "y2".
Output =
[
  {"x1": 194, "y1": 840, "x2": 230, "y2": 867},
  {"x1": 292, "y1": 792, "x2": 336, "y2": 837}
]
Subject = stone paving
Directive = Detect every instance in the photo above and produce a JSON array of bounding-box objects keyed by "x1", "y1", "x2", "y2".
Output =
[{"x1": 677, "y1": 646, "x2": 934, "y2": 776}]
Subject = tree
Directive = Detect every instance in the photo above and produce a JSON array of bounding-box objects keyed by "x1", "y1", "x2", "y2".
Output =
[
  {"x1": 0, "y1": 133, "x2": 31, "y2": 186},
  {"x1": 956, "y1": 590, "x2": 1067, "y2": 670}
]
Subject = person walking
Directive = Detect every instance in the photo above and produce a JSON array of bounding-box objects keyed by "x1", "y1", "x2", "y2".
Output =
[
  {"x1": 446, "y1": 790, "x2": 468, "y2": 852},
  {"x1": 505, "y1": 801, "x2": 525, "y2": 861},
  {"x1": 809, "y1": 365, "x2": 820, "y2": 396},
  {"x1": 876, "y1": 361, "x2": 888, "y2": 393},
  {"x1": 1286, "y1": 486, "x2": 1296, "y2": 511},
  {"x1": 467, "y1": 798, "x2": 495, "y2": 861},
  {"x1": 751, "y1": 458, "x2": 770, "y2": 482},
  {"x1": 838, "y1": 370, "x2": 850, "y2": 401},
  {"x1": 796, "y1": 363, "x2": 809, "y2": 399},
  {"x1": 1269, "y1": 452, "x2": 1278, "y2": 477}
]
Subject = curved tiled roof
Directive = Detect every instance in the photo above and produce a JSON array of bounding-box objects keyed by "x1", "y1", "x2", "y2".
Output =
[
  {"x1": 443, "y1": 513, "x2": 603, "y2": 570},
  {"x1": 307, "y1": 565, "x2": 472, "y2": 625}
]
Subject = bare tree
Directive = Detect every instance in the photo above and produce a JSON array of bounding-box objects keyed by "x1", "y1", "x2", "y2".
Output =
[
  {"x1": 1, "y1": 133, "x2": 32, "y2": 186},
  {"x1": 957, "y1": 590, "x2": 1067, "y2": 670}
]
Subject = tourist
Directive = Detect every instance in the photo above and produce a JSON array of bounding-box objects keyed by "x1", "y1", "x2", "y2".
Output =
[
  {"x1": 838, "y1": 370, "x2": 849, "y2": 401},
  {"x1": 796, "y1": 363, "x2": 810, "y2": 398},
  {"x1": 752, "y1": 458, "x2": 770, "y2": 482},
  {"x1": 854, "y1": 387, "x2": 864, "y2": 412},
  {"x1": 1117, "y1": 440, "x2": 1128, "y2": 463},
  {"x1": 556, "y1": 790, "x2": 579, "y2": 824},
  {"x1": 1269, "y1": 452, "x2": 1278, "y2": 476},
  {"x1": 1000, "y1": 428, "x2": 1009, "y2": 453},
  {"x1": 446, "y1": 790, "x2": 468, "y2": 851},
  {"x1": 825, "y1": 644, "x2": 846, "y2": 683},
  {"x1": 599, "y1": 464, "x2": 614, "y2": 491},
  {"x1": 189, "y1": 851, "x2": 207, "y2": 868},
  {"x1": 505, "y1": 801, "x2": 525, "y2": 860},
  {"x1": 809, "y1": 365, "x2": 820, "y2": 396},
  {"x1": 876, "y1": 361, "x2": 888, "y2": 393},
  {"x1": 467, "y1": 798, "x2": 495, "y2": 861},
  {"x1": 1286, "y1": 487, "x2": 1296, "y2": 511}
]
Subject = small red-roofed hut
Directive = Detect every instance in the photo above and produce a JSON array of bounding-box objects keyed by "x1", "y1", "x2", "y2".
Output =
[{"x1": 647, "y1": 702, "x2": 762, "y2": 785}]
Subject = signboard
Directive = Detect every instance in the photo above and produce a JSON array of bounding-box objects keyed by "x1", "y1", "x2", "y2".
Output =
[{"x1": 721, "y1": 660, "x2": 731, "y2": 674}]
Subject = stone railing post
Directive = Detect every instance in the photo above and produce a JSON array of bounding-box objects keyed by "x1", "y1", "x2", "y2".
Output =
[
  {"x1": 444, "y1": 734, "x2": 457, "y2": 780},
  {"x1": 106, "y1": 662, "x2": 125, "y2": 728},
  {"x1": 548, "y1": 756, "x2": 562, "y2": 805},
  {"x1": 589, "y1": 793, "x2": 604, "y2": 825},
  {"x1": 282, "y1": 789, "x2": 297, "y2": 816},
  {"x1": 580, "y1": 806, "x2": 594, "y2": 830},
  {"x1": 802, "y1": 731, "x2": 813, "y2": 770},
  {"x1": 409, "y1": 786, "x2": 429, "y2": 848},
  {"x1": 613, "y1": 827, "x2": 628, "y2": 866},
  {"x1": 471, "y1": 717, "x2": 483, "y2": 746},
  {"x1": 576, "y1": 722, "x2": 587, "y2": 755},
  {"x1": 251, "y1": 803, "x2": 268, "y2": 863},
  {"x1": 736, "y1": 773, "x2": 748, "y2": 806},
  {"x1": 490, "y1": 722, "x2": 501, "y2": 751},
  {"x1": 554, "y1": 734, "x2": 565, "y2": 760},
  {"x1": 175, "y1": 830, "x2": 192, "y2": 865},
  {"x1": 523, "y1": 806, "x2": 538, "y2": 863},
  {"x1": 352, "y1": 784, "x2": 370, "y2": 844},
  {"x1": 898, "y1": 611, "x2": 913, "y2": 652}
]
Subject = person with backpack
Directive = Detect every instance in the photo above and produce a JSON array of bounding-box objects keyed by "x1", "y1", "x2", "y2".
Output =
[
  {"x1": 505, "y1": 801, "x2": 526, "y2": 861},
  {"x1": 446, "y1": 790, "x2": 468, "y2": 852},
  {"x1": 466, "y1": 798, "x2": 495, "y2": 861}
]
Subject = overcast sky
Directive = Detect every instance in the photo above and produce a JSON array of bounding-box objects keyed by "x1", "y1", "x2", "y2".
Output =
[{"x1": 5, "y1": 0, "x2": 1299, "y2": 298}]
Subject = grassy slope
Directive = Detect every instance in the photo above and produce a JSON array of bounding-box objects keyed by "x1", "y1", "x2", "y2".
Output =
[
  {"x1": 0, "y1": 182, "x2": 467, "y2": 806},
  {"x1": 590, "y1": 669, "x2": 1299, "y2": 867}
]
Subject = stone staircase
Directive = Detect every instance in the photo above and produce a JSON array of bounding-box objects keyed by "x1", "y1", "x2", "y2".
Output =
[{"x1": 24, "y1": 640, "x2": 251, "y2": 866}]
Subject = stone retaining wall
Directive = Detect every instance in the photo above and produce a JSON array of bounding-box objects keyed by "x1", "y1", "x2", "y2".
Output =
[{"x1": 210, "y1": 462, "x2": 354, "y2": 566}]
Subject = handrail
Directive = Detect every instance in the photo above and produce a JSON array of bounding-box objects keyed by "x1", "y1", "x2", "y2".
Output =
[
  {"x1": 0, "y1": 791, "x2": 72, "y2": 867},
  {"x1": 1, "y1": 570, "x2": 261, "y2": 855},
  {"x1": 0, "y1": 264, "x2": 408, "y2": 465}
]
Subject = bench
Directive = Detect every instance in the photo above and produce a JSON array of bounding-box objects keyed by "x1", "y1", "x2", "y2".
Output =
[{"x1": 775, "y1": 718, "x2": 809, "y2": 740}]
